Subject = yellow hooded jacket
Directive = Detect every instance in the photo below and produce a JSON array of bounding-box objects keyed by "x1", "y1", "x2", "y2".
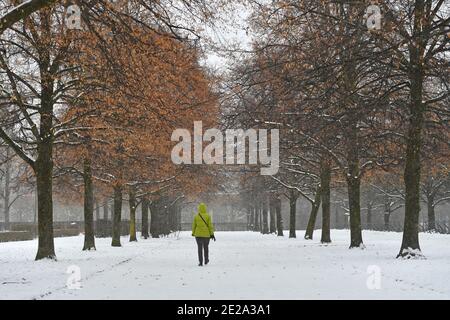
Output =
[{"x1": 192, "y1": 203, "x2": 214, "y2": 238}]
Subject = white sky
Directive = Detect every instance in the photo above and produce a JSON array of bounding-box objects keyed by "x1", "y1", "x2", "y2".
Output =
[{"x1": 199, "y1": 2, "x2": 254, "y2": 72}]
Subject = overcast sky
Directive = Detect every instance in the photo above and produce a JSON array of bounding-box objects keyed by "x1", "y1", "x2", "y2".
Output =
[{"x1": 200, "y1": 2, "x2": 254, "y2": 72}]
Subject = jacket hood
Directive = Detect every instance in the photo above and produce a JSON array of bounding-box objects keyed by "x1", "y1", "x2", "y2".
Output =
[{"x1": 198, "y1": 203, "x2": 207, "y2": 214}]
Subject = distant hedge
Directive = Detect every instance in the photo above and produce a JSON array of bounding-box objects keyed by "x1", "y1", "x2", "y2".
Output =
[{"x1": 0, "y1": 231, "x2": 34, "y2": 242}]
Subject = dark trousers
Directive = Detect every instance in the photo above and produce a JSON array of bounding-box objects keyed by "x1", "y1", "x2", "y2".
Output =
[{"x1": 195, "y1": 237, "x2": 210, "y2": 264}]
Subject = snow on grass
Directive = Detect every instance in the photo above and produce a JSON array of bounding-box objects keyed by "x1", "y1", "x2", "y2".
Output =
[{"x1": 1, "y1": 230, "x2": 450, "y2": 299}]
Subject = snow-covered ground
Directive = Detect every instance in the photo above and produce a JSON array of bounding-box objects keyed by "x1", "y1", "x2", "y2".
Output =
[{"x1": 1, "y1": 230, "x2": 449, "y2": 300}]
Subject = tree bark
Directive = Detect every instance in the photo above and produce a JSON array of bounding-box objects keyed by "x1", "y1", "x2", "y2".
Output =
[
  {"x1": 384, "y1": 212, "x2": 390, "y2": 231},
  {"x1": 259, "y1": 207, "x2": 263, "y2": 231},
  {"x1": 103, "y1": 198, "x2": 109, "y2": 221},
  {"x1": 347, "y1": 174, "x2": 363, "y2": 248},
  {"x1": 399, "y1": 95, "x2": 424, "y2": 256},
  {"x1": 3, "y1": 148, "x2": 11, "y2": 230},
  {"x1": 163, "y1": 206, "x2": 170, "y2": 235},
  {"x1": 34, "y1": 107, "x2": 55, "y2": 260},
  {"x1": 111, "y1": 185, "x2": 122, "y2": 247},
  {"x1": 367, "y1": 204, "x2": 372, "y2": 230},
  {"x1": 176, "y1": 205, "x2": 181, "y2": 231},
  {"x1": 320, "y1": 162, "x2": 332, "y2": 243},
  {"x1": 254, "y1": 203, "x2": 260, "y2": 232},
  {"x1": 82, "y1": 159, "x2": 96, "y2": 251},
  {"x1": 427, "y1": 198, "x2": 435, "y2": 232},
  {"x1": 34, "y1": 139, "x2": 55, "y2": 259},
  {"x1": 346, "y1": 125, "x2": 363, "y2": 248},
  {"x1": 274, "y1": 196, "x2": 283, "y2": 236},
  {"x1": 141, "y1": 197, "x2": 149, "y2": 239},
  {"x1": 262, "y1": 200, "x2": 269, "y2": 234},
  {"x1": 168, "y1": 204, "x2": 178, "y2": 232},
  {"x1": 304, "y1": 189, "x2": 322, "y2": 240},
  {"x1": 150, "y1": 201, "x2": 159, "y2": 238},
  {"x1": 95, "y1": 199, "x2": 100, "y2": 222},
  {"x1": 269, "y1": 199, "x2": 276, "y2": 234},
  {"x1": 289, "y1": 191, "x2": 298, "y2": 238},
  {"x1": 129, "y1": 187, "x2": 137, "y2": 242},
  {"x1": 251, "y1": 206, "x2": 255, "y2": 231}
]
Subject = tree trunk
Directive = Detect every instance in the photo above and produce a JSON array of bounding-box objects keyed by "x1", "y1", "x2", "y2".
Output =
[
  {"x1": 253, "y1": 206, "x2": 257, "y2": 231},
  {"x1": 3, "y1": 148, "x2": 11, "y2": 230},
  {"x1": 262, "y1": 200, "x2": 269, "y2": 234},
  {"x1": 34, "y1": 9, "x2": 56, "y2": 261},
  {"x1": 399, "y1": 103, "x2": 424, "y2": 257},
  {"x1": 397, "y1": 1, "x2": 425, "y2": 259},
  {"x1": 173, "y1": 204, "x2": 181, "y2": 232},
  {"x1": 259, "y1": 208, "x2": 263, "y2": 231},
  {"x1": 269, "y1": 199, "x2": 276, "y2": 234},
  {"x1": 33, "y1": 188, "x2": 37, "y2": 226},
  {"x1": 82, "y1": 159, "x2": 95, "y2": 251},
  {"x1": 102, "y1": 198, "x2": 109, "y2": 237},
  {"x1": 162, "y1": 206, "x2": 170, "y2": 235},
  {"x1": 111, "y1": 192, "x2": 115, "y2": 219},
  {"x1": 95, "y1": 199, "x2": 100, "y2": 221},
  {"x1": 275, "y1": 196, "x2": 283, "y2": 236},
  {"x1": 141, "y1": 197, "x2": 149, "y2": 239},
  {"x1": 111, "y1": 185, "x2": 122, "y2": 247},
  {"x1": 384, "y1": 212, "x2": 390, "y2": 231},
  {"x1": 346, "y1": 125, "x2": 363, "y2": 248},
  {"x1": 320, "y1": 162, "x2": 331, "y2": 243},
  {"x1": 367, "y1": 204, "x2": 372, "y2": 230},
  {"x1": 169, "y1": 206, "x2": 176, "y2": 231},
  {"x1": 347, "y1": 174, "x2": 363, "y2": 248},
  {"x1": 254, "y1": 203, "x2": 260, "y2": 232},
  {"x1": 304, "y1": 189, "x2": 321, "y2": 240},
  {"x1": 427, "y1": 199, "x2": 435, "y2": 232},
  {"x1": 289, "y1": 191, "x2": 298, "y2": 238},
  {"x1": 346, "y1": 123, "x2": 363, "y2": 248},
  {"x1": 150, "y1": 201, "x2": 159, "y2": 238},
  {"x1": 129, "y1": 187, "x2": 137, "y2": 242},
  {"x1": 103, "y1": 198, "x2": 109, "y2": 221},
  {"x1": 334, "y1": 206, "x2": 339, "y2": 229},
  {"x1": 176, "y1": 205, "x2": 182, "y2": 231},
  {"x1": 34, "y1": 127, "x2": 55, "y2": 260}
]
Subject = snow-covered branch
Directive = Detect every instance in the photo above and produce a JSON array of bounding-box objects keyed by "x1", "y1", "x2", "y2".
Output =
[{"x1": 0, "y1": 0, "x2": 58, "y2": 35}]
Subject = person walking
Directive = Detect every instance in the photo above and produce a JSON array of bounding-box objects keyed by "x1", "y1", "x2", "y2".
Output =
[{"x1": 192, "y1": 203, "x2": 215, "y2": 266}]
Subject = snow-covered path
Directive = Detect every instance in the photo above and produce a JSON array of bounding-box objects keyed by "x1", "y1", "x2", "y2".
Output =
[{"x1": 1, "y1": 230, "x2": 450, "y2": 299}]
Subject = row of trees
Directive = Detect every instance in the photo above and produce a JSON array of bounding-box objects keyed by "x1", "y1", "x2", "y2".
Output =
[
  {"x1": 0, "y1": 0, "x2": 448, "y2": 262},
  {"x1": 0, "y1": 145, "x2": 31, "y2": 229},
  {"x1": 0, "y1": 1, "x2": 219, "y2": 260},
  {"x1": 228, "y1": 0, "x2": 449, "y2": 258},
  {"x1": 241, "y1": 178, "x2": 284, "y2": 236},
  {"x1": 242, "y1": 174, "x2": 449, "y2": 238}
]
